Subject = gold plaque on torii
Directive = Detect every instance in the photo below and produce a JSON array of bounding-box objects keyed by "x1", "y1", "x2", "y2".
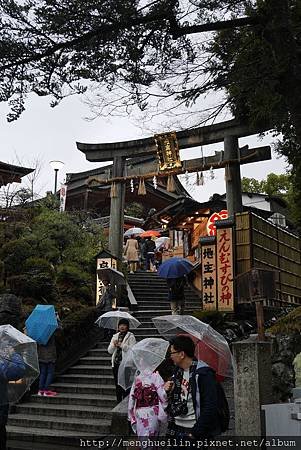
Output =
[{"x1": 154, "y1": 132, "x2": 182, "y2": 172}]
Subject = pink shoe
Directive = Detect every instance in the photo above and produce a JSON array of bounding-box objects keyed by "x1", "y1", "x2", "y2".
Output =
[
  {"x1": 38, "y1": 390, "x2": 45, "y2": 396},
  {"x1": 44, "y1": 390, "x2": 58, "y2": 397}
]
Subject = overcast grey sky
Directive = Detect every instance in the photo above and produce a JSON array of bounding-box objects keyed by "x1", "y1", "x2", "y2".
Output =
[{"x1": 0, "y1": 92, "x2": 288, "y2": 203}]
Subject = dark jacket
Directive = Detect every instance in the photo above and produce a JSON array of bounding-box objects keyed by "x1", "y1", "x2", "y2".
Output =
[
  {"x1": 167, "y1": 277, "x2": 186, "y2": 302},
  {"x1": 190, "y1": 362, "x2": 221, "y2": 438},
  {"x1": 144, "y1": 239, "x2": 156, "y2": 254},
  {"x1": 171, "y1": 361, "x2": 221, "y2": 439},
  {"x1": 37, "y1": 334, "x2": 57, "y2": 363}
]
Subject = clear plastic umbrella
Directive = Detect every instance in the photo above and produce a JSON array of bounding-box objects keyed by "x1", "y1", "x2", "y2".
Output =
[
  {"x1": 95, "y1": 310, "x2": 141, "y2": 330},
  {"x1": 124, "y1": 227, "x2": 144, "y2": 237},
  {"x1": 152, "y1": 315, "x2": 234, "y2": 378},
  {"x1": 118, "y1": 337, "x2": 170, "y2": 390},
  {"x1": 155, "y1": 237, "x2": 170, "y2": 250},
  {"x1": 0, "y1": 324, "x2": 39, "y2": 404},
  {"x1": 97, "y1": 267, "x2": 126, "y2": 285}
]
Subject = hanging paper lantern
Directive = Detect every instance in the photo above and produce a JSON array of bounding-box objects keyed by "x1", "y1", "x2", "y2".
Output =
[{"x1": 130, "y1": 179, "x2": 134, "y2": 193}]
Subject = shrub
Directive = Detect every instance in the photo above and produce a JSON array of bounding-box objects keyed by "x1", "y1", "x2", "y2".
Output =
[
  {"x1": 23, "y1": 257, "x2": 55, "y2": 278},
  {"x1": 7, "y1": 273, "x2": 57, "y2": 302},
  {"x1": 1, "y1": 240, "x2": 34, "y2": 275}
]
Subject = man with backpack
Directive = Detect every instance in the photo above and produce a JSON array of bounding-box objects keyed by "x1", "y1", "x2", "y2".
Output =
[{"x1": 164, "y1": 335, "x2": 228, "y2": 444}]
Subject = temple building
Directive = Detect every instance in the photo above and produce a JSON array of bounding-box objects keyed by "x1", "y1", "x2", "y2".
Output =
[
  {"x1": 65, "y1": 155, "x2": 190, "y2": 218},
  {"x1": 0, "y1": 161, "x2": 33, "y2": 187}
]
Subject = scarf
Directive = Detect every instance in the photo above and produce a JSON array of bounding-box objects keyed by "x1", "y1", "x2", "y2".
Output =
[{"x1": 167, "y1": 360, "x2": 198, "y2": 418}]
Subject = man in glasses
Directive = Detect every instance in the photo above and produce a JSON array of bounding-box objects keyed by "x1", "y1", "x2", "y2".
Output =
[{"x1": 164, "y1": 335, "x2": 221, "y2": 444}]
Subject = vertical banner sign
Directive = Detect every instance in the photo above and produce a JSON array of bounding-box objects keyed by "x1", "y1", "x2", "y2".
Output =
[
  {"x1": 200, "y1": 236, "x2": 217, "y2": 311},
  {"x1": 59, "y1": 184, "x2": 67, "y2": 212},
  {"x1": 216, "y1": 222, "x2": 234, "y2": 311}
]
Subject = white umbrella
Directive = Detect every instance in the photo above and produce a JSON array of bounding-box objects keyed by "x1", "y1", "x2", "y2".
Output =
[
  {"x1": 0, "y1": 324, "x2": 39, "y2": 404},
  {"x1": 124, "y1": 227, "x2": 144, "y2": 237},
  {"x1": 95, "y1": 310, "x2": 141, "y2": 330},
  {"x1": 118, "y1": 337, "x2": 170, "y2": 390},
  {"x1": 152, "y1": 315, "x2": 234, "y2": 378},
  {"x1": 155, "y1": 236, "x2": 170, "y2": 250}
]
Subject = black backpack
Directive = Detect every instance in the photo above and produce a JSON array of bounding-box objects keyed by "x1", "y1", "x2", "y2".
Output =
[{"x1": 216, "y1": 382, "x2": 230, "y2": 432}]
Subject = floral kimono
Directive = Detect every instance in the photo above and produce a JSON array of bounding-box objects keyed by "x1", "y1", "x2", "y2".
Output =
[{"x1": 128, "y1": 370, "x2": 168, "y2": 437}]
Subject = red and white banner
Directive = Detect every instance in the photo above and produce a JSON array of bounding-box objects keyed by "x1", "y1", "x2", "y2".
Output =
[
  {"x1": 216, "y1": 226, "x2": 234, "y2": 311},
  {"x1": 59, "y1": 184, "x2": 67, "y2": 212}
]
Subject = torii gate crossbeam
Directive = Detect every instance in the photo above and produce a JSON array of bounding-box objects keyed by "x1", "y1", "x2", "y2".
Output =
[{"x1": 76, "y1": 119, "x2": 271, "y2": 262}]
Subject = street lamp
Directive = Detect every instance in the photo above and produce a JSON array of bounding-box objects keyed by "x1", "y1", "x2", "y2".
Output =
[{"x1": 49, "y1": 160, "x2": 65, "y2": 193}]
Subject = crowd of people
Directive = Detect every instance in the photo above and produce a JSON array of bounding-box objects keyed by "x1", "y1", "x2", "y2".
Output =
[
  {"x1": 124, "y1": 235, "x2": 166, "y2": 273},
  {"x1": 107, "y1": 320, "x2": 223, "y2": 445}
]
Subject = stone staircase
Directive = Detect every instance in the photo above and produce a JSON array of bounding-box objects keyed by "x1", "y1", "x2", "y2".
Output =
[
  {"x1": 7, "y1": 342, "x2": 116, "y2": 449},
  {"x1": 7, "y1": 272, "x2": 234, "y2": 448}
]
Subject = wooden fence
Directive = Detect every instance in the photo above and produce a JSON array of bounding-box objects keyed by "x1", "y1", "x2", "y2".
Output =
[{"x1": 235, "y1": 212, "x2": 301, "y2": 306}]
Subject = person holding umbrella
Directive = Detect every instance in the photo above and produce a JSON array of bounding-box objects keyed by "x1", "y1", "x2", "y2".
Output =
[
  {"x1": 107, "y1": 319, "x2": 136, "y2": 402},
  {"x1": 158, "y1": 258, "x2": 194, "y2": 315},
  {"x1": 25, "y1": 305, "x2": 61, "y2": 397},
  {"x1": 0, "y1": 350, "x2": 26, "y2": 450},
  {"x1": 144, "y1": 237, "x2": 156, "y2": 272},
  {"x1": 124, "y1": 235, "x2": 139, "y2": 273},
  {"x1": 164, "y1": 335, "x2": 221, "y2": 443},
  {"x1": 167, "y1": 277, "x2": 186, "y2": 315},
  {"x1": 0, "y1": 324, "x2": 39, "y2": 450}
]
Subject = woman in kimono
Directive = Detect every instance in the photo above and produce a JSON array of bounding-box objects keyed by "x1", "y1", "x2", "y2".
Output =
[
  {"x1": 128, "y1": 368, "x2": 168, "y2": 437},
  {"x1": 124, "y1": 338, "x2": 173, "y2": 438}
]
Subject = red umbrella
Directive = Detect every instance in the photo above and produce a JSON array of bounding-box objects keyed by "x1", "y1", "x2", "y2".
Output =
[{"x1": 140, "y1": 230, "x2": 161, "y2": 238}]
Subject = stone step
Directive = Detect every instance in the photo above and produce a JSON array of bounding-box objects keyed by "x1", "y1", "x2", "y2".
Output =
[
  {"x1": 56, "y1": 374, "x2": 114, "y2": 385},
  {"x1": 7, "y1": 426, "x2": 105, "y2": 449},
  {"x1": 79, "y1": 356, "x2": 112, "y2": 365},
  {"x1": 31, "y1": 392, "x2": 116, "y2": 407},
  {"x1": 8, "y1": 414, "x2": 111, "y2": 433},
  {"x1": 133, "y1": 327, "x2": 159, "y2": 335},
  {"x1": 134, "y1": 305, "x2": 171, "y2": 310},
  {"x1": 51, "y1": 382, "x2": 115, "y2": 396},
  {"x1": 87, "y1": 348, "x2": 109, "y2": 357},
  {"x1": 15, "y1": 403, "x2": 112, "y2": 420},
  {"x1": 134, "y1": 309, "x2": 171, "y2": 317},
  {"x1": 67, "y1": 365, "x2": 112, "y2": 375}
]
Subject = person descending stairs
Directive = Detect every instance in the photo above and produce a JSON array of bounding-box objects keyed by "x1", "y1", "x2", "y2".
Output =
[{"x1": 6, "y1": 272, "x2": 203, "y2": 448}]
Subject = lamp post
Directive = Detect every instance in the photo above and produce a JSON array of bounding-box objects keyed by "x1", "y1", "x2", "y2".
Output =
[{"x1": 49, "y1": 160, "x2": 65, "y2": 194}]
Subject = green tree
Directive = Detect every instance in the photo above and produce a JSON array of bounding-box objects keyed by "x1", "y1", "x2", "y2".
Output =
[
  {"x1": 0, "y1": 203, "x2": 106, "y2": 304},
  {"x1": 241, "y1": 173, "x2": 301, "y2": 226},
  {"x1": 1, "y1": 1, "x2": 301, "y2": 223},
  {"x1": 241, "y1": 173, "x2": 292, "y2": 197},
  {"x1": 0, "y1": 1, "x2": 262, "y2": 121}
]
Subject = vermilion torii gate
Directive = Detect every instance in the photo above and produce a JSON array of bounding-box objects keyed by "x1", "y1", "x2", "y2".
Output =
[{"x1": 77, "y1": 119, "x2": 271, "y2": 262}]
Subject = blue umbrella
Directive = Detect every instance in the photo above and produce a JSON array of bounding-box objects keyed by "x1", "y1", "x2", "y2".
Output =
[
  {"x1": 158, "y1": 257, "x2": 194, "y2": 279},
  {"x1": 25, "y1": 305, "x2": 58, "y2": 345}
]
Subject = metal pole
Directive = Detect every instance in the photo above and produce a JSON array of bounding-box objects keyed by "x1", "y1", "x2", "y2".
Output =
[{"x1": 54, "y1": 169, "x2": 58, "y2": 194}]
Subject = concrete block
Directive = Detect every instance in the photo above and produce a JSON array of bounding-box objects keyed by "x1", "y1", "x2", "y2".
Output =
[{"x1": 233, "y1": 339, "x2": 273, "y2": 436}]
